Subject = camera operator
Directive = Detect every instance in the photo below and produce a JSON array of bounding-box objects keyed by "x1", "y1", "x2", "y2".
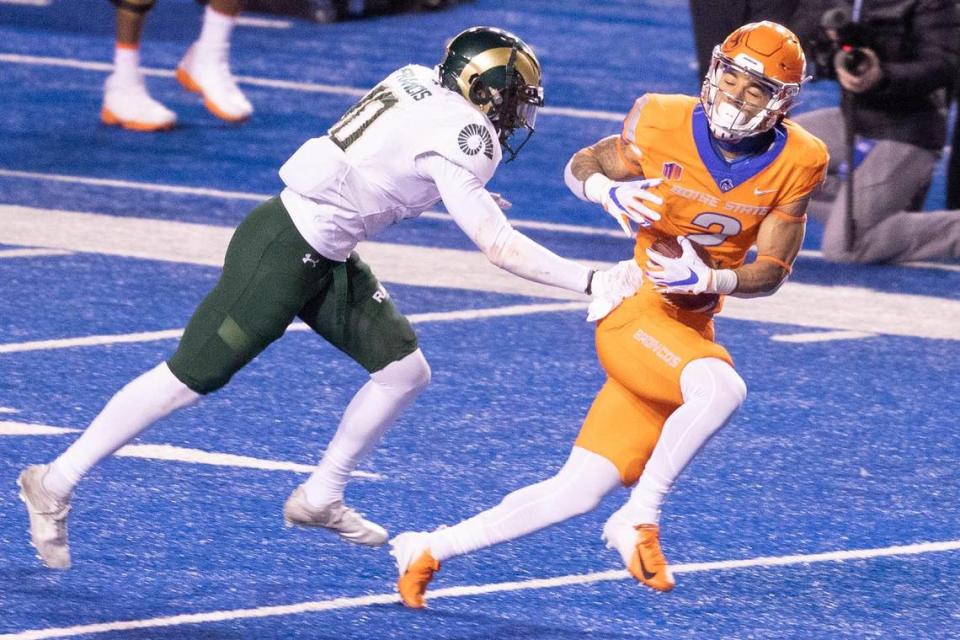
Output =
[{"x1": 790, "y1": 0, "x2": 960, "y2": 263}]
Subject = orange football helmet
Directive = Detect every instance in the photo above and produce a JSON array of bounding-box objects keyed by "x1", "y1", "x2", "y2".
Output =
[{"x1": 701, "y1": 21, "x2": 807, "y2": 141}]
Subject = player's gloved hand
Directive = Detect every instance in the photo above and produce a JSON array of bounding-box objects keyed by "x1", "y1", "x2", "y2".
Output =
[
  {"x1": 489, "y1": 192, "x2": 512, "y2": 210},
  {"x1": 586, "y1": 259, "x2": 644, "y2": 322},
  {"x1": 601, "y1": 178, "x2": 663, "y2": 237},
  {"x1": 645, "y1": 236, "x2": 713, "y2": 295}
]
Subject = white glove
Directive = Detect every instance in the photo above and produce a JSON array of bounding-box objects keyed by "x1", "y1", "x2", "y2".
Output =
[
  {"x1": 586, "y1": 259, "x2": 644, "y2": 322},
  {"x1": 645, "y1": 236, "x2": 713, "y2": 295},
  {"x1": 489, "y1": 192, "x2": 512, "y2": 210},
  {"x1": 600, "y1": 178, "x2": 663, "y2": 237}
]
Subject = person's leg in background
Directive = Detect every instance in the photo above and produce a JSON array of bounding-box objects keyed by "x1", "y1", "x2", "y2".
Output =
[
  {"x1": 102, "y1": 0, "x2": 178, "y2": 131},
  {"x1": 819, "y1": 140, "x2": 959, "y2": 262},
  {"x1": 791, "y1": 108, "x2": 959, "y2": 262},
  {"x1": 177, "y1": 0, "x2": 253, "y2": 122}
]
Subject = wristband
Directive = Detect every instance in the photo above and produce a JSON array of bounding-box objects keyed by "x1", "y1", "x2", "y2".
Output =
[
  {"x1": 710, "y1": 268, "x2": 738, "y2": 294},
  {"x1": 583, "y1": 173, "x2": 614, "y2": 204}
]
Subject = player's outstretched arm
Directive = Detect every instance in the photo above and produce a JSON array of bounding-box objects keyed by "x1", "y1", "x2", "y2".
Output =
[
  {"x1": 417, "y1": 153, "x2": 641, "y2": 319},
  {"x1": 729, "y1": 197, "x2": 809, "y2": 298},
  {"x1": 418, "y1": 152, "x2": 590, "y2": 293}
]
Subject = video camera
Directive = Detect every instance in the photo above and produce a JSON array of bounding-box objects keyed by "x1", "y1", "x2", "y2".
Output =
[{"x1": 810, "y1": 5, "x2": 873, "y2": 78}]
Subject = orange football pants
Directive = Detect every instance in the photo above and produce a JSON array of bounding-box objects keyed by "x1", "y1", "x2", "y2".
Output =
[{"x1": 575, "y1": 290, "x2": 733, "y2": 486}]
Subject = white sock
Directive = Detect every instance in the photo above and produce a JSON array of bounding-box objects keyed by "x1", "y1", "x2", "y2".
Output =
[
  {"x1": 614, "y1": 357, "x2": 746, "y2": 525},
  {"x1": 427, "y1": 447, "x2": 621, "y2": 562},
  {"x1": 302, "y1": 350, "x2": 430, "y2": 508},
  {"x1": 111, "y1": 44, "x2": 141, "y2": 86},
  {"x1": 43, "y1": 362, "x2": 200, "y2": 501},
  {"x1": 195, "y1": 5, "x2": 236, "y2": 55}
]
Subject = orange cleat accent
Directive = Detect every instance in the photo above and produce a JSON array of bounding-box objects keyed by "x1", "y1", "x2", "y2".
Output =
[
  {"x1": 175, "y1": 65, "x2": 251, "y2": 124},
  {"x1": 100, "y1": 106, "x2": 175, "y2": 132},
  {"x1": 175, "y1": 66, "x2": 202, "y2": 93},
  {"x1": 397, "y1": 550, "x2": 440, "y2": 608},
  {"x1": 627, "y1": 524, "x2": 675, "y2": 592}
]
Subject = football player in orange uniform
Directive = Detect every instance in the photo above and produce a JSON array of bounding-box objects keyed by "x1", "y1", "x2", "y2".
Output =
[{"x1": 390, "y1": 21, "x2": 828, "y2": 607}]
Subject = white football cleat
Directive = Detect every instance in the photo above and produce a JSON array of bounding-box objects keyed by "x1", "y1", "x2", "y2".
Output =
[
  {"x1": 17, "y1": 465, "x2": 72, "y2": 570},
  {"x1": 176, "y1": 44, "x2": 253, "y2": 123},
  {"x1": 283, "y1": 487, "x2": 388, "y2": 546},
  {"x1": 101, "y1": 72, "x2": 177, "y2": 132}
]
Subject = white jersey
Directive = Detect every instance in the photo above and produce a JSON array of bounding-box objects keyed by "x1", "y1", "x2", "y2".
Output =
[{"x1": 279, "y1": 64, "x2": 502, "y2": 261}]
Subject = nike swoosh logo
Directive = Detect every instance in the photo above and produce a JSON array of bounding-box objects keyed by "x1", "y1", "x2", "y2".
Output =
[
  {"x1": 754, "y1": 187, "x2": 777, "y2": 196},
  {"x1": 637, "y1": 553, "x2": 657, "y2": 581},
  {"x1": 669, "y1": 268, "x2": 699, "y2": 287}
]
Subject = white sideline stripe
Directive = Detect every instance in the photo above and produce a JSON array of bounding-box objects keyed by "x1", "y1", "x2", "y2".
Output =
[
  {"x1": 770, "y1": 330, "x2": 878, "y2": 343},
  {"x1": 796, "y1": 248, "x2": 960, "y2": 273},
  {"x1": 0, "y1": 407, "x2": 17, "y2": 414},
  {"x1": 0, "y1": 421, "x2": 71, "y2": 435},
  {"x1": 0, "y1": 248, "x2": 72, "y2": 259},
  {"x1": 0, "y1": 168, "x2": 625, "y2": 238},
  {"x1": 0, "y1": 421, "x2": 381, "y2": 479},
  {"x1": 7, "y1": 169, "x2": 960, "y2": 263},
  {"x1": 112, "y1": 443, "x2": 383, "y2": 479},
  {"x1": 0, "y1": 0, "x2": 50, "y2": 5},
  {"x1": 0, "y1": 53, "x2": 619, "y2": 120},
  {"x1": 0, "y1": 168, "x2": 266, "y2": 202},
  {"x1": 3, "y1": 205, "x2": 960, "y2": 340},
  {"x1": 0, "y1": 329, "x2": 185, "y2": 353},
  {"x1": 0, "y1": 303, "x2": 587, "y2": 354},
  {"x1": 3, "y1": 538, "x2": 959, "y2": 640},
  {"x1": 235, "y1": 16, "x2": 292, "y2": 29}
]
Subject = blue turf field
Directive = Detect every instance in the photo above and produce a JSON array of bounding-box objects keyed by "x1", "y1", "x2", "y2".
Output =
[{"x1": 1, "y1": 1, "x2": 959, "y2": 638}]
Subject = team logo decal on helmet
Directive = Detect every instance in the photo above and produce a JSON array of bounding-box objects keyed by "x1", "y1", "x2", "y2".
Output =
[
  {"x1": 439, "y1": 26, "x2": 545, "y2": 161},
  {"x1": 701, "y1": 21, "x2": 807, "y2": 141},
  {"x1": 458, "y1": 123, "x2": 494, "y2": 159}
]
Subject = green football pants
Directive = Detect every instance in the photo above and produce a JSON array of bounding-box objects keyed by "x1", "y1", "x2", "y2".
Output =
[{"x1": 167, "y1": 197, "x2": 418, "y2": 394}]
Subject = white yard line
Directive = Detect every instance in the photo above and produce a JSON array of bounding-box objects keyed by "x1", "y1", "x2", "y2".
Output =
[
  {"x1": 235, "y1": 15, "x2": 292, "y2": 29},
  {"x1": 0, "y1": 53, "x2": 619, "y2": 119},
  {"x1": 0, "y1": 248, "x2": 72, "y2": 259},
  {"x1": 0, "y1": 420, "x2": 381, "y2": 479},
  {"x1": 0, "y1": 303, "x2": 588, "y2": 354},
  {"x1": 770, "y1": 330, "x2": 879, "y2": 343},
  {"x1": 2, "y1": 538, "x2": 958, "y2": 640}
]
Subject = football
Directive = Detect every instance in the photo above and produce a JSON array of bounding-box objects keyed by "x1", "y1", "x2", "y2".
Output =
[{"x1": 649, "y1": 236, "x2": 721, "y2": 314}]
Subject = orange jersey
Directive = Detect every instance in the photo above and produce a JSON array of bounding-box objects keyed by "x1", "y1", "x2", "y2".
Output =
[
  {"x1": 621, "y1": 93, "x2": 828, "y2": 274},
  {"x1": 576, "y1": 94, "x2": 827, "y2": 485}
]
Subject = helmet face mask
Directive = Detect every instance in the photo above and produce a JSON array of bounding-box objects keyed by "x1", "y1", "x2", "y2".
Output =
[
  {"x1": 701, "y1": 21, "x2": 806, "y2": 142},
  {"x1": 439, "y1": 26, "x2": 545, "y2": 161}
]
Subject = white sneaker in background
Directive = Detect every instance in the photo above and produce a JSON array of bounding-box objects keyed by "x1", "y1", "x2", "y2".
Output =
[
  {"x1": 176, "y1": 43, "x2": 253, "y2": 123},
  {"x1": 101, "y1": 72, "x2": 177, "y2": 132}
]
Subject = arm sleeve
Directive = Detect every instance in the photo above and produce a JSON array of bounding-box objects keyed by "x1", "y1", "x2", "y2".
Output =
[{"x1": 416, "y1": 153, "x2": 592, "y2": 294}]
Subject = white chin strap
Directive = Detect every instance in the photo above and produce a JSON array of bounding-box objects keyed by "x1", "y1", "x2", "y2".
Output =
[{"x1": 708, "y1": 101, "x2": 765, "y2": 141}]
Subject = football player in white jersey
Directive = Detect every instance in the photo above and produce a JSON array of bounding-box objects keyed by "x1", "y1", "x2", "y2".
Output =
[{"x1": 17, "y1": 26, "x2": 643, "y2": 570}]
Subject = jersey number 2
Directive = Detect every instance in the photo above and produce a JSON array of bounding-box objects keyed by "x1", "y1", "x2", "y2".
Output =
[
  {"x1": 329, "y1": 85, "x2": 399, "y2": 151},
  {"x1": 686, "y1": 212, "x2": 742, "y2": 246}
]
